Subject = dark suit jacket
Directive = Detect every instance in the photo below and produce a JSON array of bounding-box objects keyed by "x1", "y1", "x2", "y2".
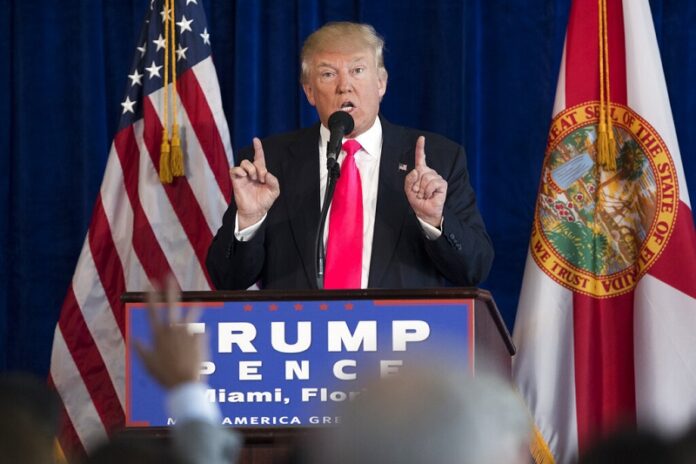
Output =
[{"x1": 206, "y1": 117, "x2": 493, "y2": 289}]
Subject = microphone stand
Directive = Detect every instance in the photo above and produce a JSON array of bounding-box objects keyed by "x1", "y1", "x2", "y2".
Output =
[{"x1": 315, "y1": 150, "x2": 341, "y2": 289}]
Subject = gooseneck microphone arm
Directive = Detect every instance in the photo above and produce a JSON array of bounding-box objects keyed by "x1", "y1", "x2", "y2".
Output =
[
  {"x1": 315, "y1": 111, "x2": 355, "y2": 289},
  {"x1": 315, "y1": 161, "x2": 340, "y2": 289}
]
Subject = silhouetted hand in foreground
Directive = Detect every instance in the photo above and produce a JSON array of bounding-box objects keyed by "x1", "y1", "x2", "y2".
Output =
[{"x1": 134, "y1": 277, "x2": 207, "y2": 390}]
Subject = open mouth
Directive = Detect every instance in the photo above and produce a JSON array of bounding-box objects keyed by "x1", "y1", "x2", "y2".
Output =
[{"x1": 340, "y1": 101, "x2": 356, "y2": 113}]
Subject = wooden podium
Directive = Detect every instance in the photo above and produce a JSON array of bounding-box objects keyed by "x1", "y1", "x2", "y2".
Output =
[{"x1": 122, "y1": 288, "x2": 514, "y2": 464}]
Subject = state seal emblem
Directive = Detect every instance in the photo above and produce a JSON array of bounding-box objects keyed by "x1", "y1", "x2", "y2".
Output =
[{"x1": 531, "y1": 102, "x2": 679, "y2": 298}]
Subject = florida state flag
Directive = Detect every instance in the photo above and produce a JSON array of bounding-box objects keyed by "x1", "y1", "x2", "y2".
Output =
[{"x1": 513, "y1": 1, "x2": 696, "y2": 462}]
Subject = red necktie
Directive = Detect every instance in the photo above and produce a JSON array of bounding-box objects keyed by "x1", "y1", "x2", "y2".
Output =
[{"x1": 325, "y1": 139, "x2": 363, "y2": 289}]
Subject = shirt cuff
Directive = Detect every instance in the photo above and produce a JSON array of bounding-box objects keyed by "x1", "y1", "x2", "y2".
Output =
[
  {"x1": 234, "y1": 213, "x2": 267, "y2": 241},
  {"x1": 418, "y1": 216, "x2": 443, "y2": 240},
  {"x1": 166, "y1": 382, "x2": 221, "y2": 424}
]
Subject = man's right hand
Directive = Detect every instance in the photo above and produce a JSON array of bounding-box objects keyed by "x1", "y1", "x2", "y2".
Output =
[{"x1": 230, "y1": 137, "x2": 280, "y2": 230}]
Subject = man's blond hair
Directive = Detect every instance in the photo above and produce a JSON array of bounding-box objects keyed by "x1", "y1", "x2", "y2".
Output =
[{"x1": 300, "y1": 22, "x2": 387, "y2": 83}]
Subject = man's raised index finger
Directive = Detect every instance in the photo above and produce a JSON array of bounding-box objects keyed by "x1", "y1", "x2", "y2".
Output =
[
  {"x1": 252, "y1": 137, "x2": 266, "y2": 167},
  {"x1": 415, "y1": 136, "x2": 427, "y2": 168}
]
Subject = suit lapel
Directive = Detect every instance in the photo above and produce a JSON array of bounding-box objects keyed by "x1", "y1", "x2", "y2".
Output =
[
  {"x1": 368, "y1": 117, "x2": 413, "y2": 287},
  {"x1": 281, "y1": 125, "x2": 321, "y2": 288}
]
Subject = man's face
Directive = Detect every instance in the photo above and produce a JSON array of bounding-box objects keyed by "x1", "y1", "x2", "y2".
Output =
[{"x1": 302, "y1": 48, "x2": 387, "y2": 137}]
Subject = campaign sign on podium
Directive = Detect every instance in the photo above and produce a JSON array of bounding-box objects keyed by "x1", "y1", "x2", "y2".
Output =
[{"x1": 125, "y1": 298, "x2": 474, "y2": 427}]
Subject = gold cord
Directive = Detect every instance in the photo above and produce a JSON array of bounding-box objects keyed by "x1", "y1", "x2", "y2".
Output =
[
  {"x1": 596, "y1": 0, "x2": 617, "y2": 170},
  {"x1": 159, "y1": 0, "x2": 173, "y2": 183},
  {"x1": 602, "y1": 0, "x2": 617, "y2": 167},
  {"x1": 170, "y1": 0, "x2": 185, "y2": 177}
]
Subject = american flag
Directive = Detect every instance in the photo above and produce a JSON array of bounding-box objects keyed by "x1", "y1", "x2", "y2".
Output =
[{"x1": 48, "y1": 0, "x2": 232, "y2": 457}]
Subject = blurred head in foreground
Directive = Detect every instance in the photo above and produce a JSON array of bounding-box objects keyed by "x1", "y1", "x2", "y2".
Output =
[
  {"x1": 577, "y1": 427, "x2": 677, "y2": 464},
  {"x1": 83, "y1": 436, "x2": 185, "y2": 464},
  {"x1": 673, "y1": 422, "x2": 696, "y2": 464},
  {"x1": 0, "y1": 373, "x2": 60, "y2": 464},
  {"x1": 307, "y1": 366, "x2": 531, "y2": 464}
]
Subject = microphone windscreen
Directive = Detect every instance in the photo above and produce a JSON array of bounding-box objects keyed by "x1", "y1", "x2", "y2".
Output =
[{"x1": 328, "y1": 111, "x2": 355, "y2": 135}]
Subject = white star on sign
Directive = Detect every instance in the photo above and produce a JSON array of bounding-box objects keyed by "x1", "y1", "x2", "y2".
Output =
[
  {"x1": 153, "y1": 34, "x2": 166, "y2": 51},
  {"x1": 176, "y1": 15, "x2": 194, "y2": 33},
  {"x1": 145, "y1": 61, "x2": 163, "y2": 79},
  {"x1": 200, "y1": 28, "x2": 210, "y2": 45},
  {"x1": 176, "y1": 44, "x2": 188, "y2": 61},
  {"x1": 137, "y1": 43, "x2": 147, "y2": 57},
  {"x1": 186, "y1": 0, "x2": 198, "y2": 4},
  {"x1": 128, "y1": 69, "x2": 143, "y2": 86},
  {"x1": 121, "y1": 96, "x2": 136, "y2": 114}
]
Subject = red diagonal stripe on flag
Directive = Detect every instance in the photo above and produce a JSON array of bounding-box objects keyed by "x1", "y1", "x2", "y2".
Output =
[
  {"x1": 58, "y1": 288, "x2": 124, "y2": 434},
  {"x1": 49, "y1": 375, "x2": 86, "y2": 460},
  {"x1": 113, "y1": 126, "x2": 176, "y2": 284},
  {"x1": 647, "y1": 201, "x2": 696, "y2": 299},
  {"x1": 141, "y1": 96, "x2": 214, "y2": 288},
  {"x1": 177, "y1": 69, "x2": 232, "y2": 200},
  {"x1": 88, "y1": 194, "x2": 127, "y2": 334}
]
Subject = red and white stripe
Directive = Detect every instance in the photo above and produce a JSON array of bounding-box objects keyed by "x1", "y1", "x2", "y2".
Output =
[
  {"x1": 513, "y1": 1, "x2": 696, "y2": 462},
  {"x1": 49, "y1": 57, "x2": 232, "y2": 457}
]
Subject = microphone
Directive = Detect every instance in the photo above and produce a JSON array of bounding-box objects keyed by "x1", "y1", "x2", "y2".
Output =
[{"x1": 326, "y1": 111, "x2": 355, "y2": 168}]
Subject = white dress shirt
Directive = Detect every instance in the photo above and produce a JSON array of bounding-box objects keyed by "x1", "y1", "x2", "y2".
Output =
[{"x1": 234, "y1": 117, "x2": 441, "y2": 288}]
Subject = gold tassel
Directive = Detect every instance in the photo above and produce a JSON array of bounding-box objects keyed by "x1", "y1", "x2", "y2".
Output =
[
  {"x1": 160, "y1": 133, "x2": 173, "y2": 184},
  {"x1": 170, "y1": 123, "x2": 185, "y2": 177},
  {"x1": 606, "y1": 124, "x2": 617, "y2": 170},
  {"x1": 597, "y1": 120, "x2": 611, "y2": 168}
]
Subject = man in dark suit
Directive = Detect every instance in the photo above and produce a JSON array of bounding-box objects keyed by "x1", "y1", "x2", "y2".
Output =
[{"x1": 207, "y1": 22, "x2": 492, "y2": 290}]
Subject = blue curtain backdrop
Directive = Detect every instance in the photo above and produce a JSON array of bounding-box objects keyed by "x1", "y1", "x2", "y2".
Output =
[{"x1": 1, "y1": 0, "x2": 695, "y2": 376}]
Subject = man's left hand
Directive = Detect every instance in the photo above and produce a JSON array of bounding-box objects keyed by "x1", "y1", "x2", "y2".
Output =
[{"x1": 404, "y1": 136, "x2": 447, "y2": 228}]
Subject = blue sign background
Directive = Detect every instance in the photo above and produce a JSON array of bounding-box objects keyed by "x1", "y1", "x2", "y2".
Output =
[{"x1": 127, "y1": 299, "x2": 473, "y2": 426}]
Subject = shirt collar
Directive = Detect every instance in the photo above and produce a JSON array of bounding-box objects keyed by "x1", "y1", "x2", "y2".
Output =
[{"x1": 319, "y1": 116, "x2": 383, "y2": 158}]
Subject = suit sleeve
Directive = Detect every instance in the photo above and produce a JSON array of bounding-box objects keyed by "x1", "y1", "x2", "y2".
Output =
[
  {"x1": 206, "y1": 147, "x2": 266, "y2": 290},
  {"x1": 422, "y1": 144, "x2": 494, "y2": 286}
]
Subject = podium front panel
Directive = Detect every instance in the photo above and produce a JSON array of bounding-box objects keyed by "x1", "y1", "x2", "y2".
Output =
[{"x1": 125, "y1": 297, "x2": 475, "y2": 428}]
